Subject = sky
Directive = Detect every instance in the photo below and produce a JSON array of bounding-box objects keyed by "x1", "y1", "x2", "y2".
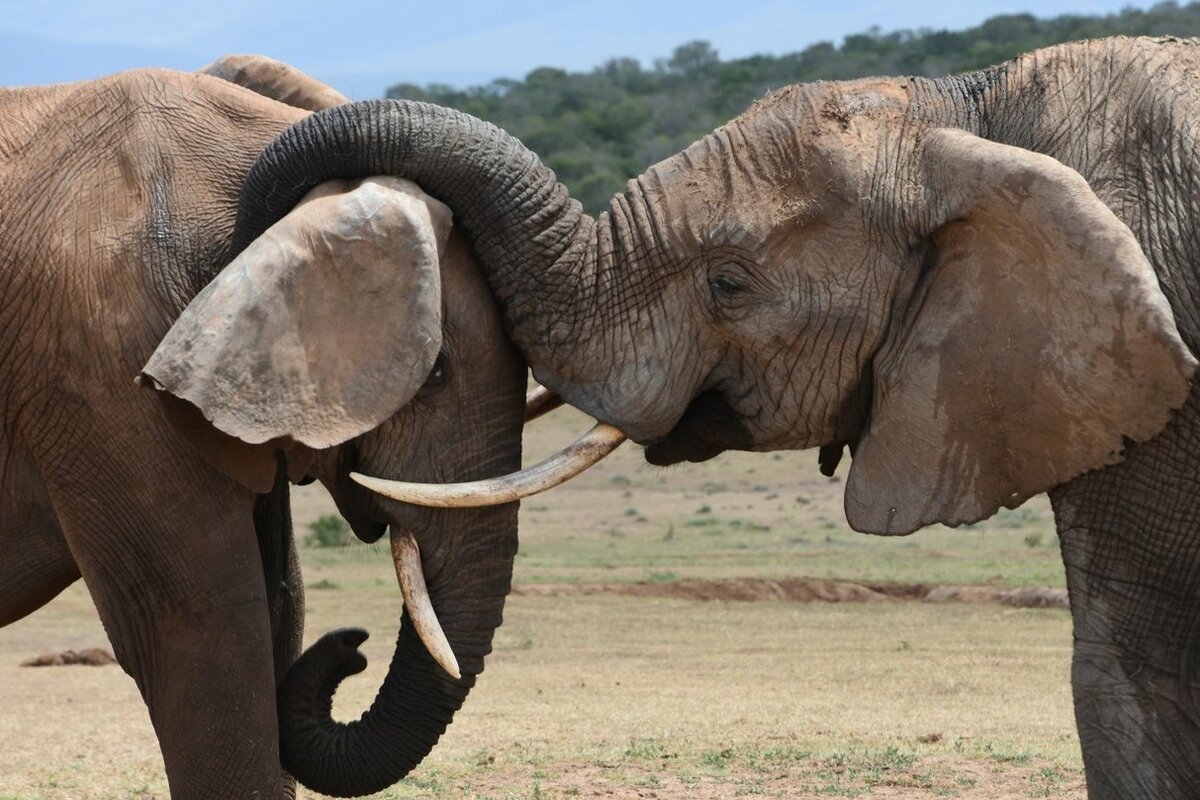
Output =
[{"x1": 0, "y1": 0, "x2": 1154, "y2": 97}]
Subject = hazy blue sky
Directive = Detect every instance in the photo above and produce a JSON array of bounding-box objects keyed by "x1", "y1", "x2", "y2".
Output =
[{"x1": 0, "y1": 0, "x2": 1152, "y2": 97}]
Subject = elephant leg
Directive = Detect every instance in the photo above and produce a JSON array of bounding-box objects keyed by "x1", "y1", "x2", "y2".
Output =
[
  {"x1": 0, "y1": 437, "x2": 79, "y2": 627},
  {"x1": 253, "y1": 458, "x2": 304, "y2": 800},
  {"x1": 254, "y1": 455, "x2": 304, "y2": 683},
  {"x1": 1050, "y1": 386, "x2": 1200, "y2": 800},
  {"x1": 47, "y1": 436, "x2": 285, "y2": 799}
]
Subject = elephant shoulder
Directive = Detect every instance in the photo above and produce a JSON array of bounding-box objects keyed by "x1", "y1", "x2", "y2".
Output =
[
  {"x1": 2, "y1": 68, "x2": 300, "y2": 192},
  {"x1": 0, "y1": 69, "x2": 303, "y2": 354}
]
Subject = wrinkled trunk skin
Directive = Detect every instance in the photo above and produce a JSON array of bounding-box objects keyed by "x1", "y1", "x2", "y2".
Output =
[
  {"x1": 230, "y1": 99, "x2": 711, "y2": 442},
  {"x1": 227, "y1": 100, "x2": 683, "y2": 437},
  {"x1": 230, "y1": 100, "x2": 596, "y2": 360},
  {"x1": 276, "y1": 507, "x2": 517, "y2": 797}
]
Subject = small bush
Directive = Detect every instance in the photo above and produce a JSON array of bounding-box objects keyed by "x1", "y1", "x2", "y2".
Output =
[{"x1": 306, "y1": 514, "x2": 351, "y2": 548}]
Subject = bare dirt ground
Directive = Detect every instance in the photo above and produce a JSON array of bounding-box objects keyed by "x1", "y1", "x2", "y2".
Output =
[
  {"x1": 0, "y1": 403, "x2": 1082, "y2": 799},
  {"x1": 410, "y1": 757, "x2": 1084, "y2": 800},
  {"x1": 512, "y1": 577, "x2": 1069, "y2": 607}
]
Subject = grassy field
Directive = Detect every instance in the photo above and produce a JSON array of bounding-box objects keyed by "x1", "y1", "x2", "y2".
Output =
[{"x1": 0, "y1": 405, "x2": 1081, "y2": 799}]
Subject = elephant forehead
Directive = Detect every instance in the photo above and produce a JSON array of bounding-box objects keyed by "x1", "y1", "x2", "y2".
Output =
[
  {"x1": 819, "y1": 80, "x2": 913, "y2": 124},
  {"x1": 643, "y1": 120, "x2": 871, "y2": 253}
]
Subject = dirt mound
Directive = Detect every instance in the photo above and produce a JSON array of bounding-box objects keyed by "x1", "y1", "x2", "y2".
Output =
[
  {"x1": 924, "y1": 585, "x2": 1069, "y2": 609},
  {"x1": 512, "y1": 578, "x2": 889, "y2": 603},
  {"x1": 512, "y1": 578, "x2": 1068, "y2": 607},
  {"x1": 622, "y1": 577, "x2": 892, "y2": 603},
  {"x1": 21, "y1": 648, "x2": 117, "y2": 667}
]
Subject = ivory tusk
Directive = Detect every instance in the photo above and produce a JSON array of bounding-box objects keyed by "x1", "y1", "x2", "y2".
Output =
[
  {"x1": 524, "y1": 384, "x2": 564, "y2": 422},
  {"x1": 391, "y1": 529, "x2": 461, "y2": 680},
  {"x1": 352, "y1": 423, "x2": 626, "y2": 508}
]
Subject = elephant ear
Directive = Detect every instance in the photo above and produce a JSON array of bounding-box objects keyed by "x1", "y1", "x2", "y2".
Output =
[
  {"x1": 200, "y1": 54, "x2": 349, "y2": 111},
  {"x1": 845, "y1": 128, "x2": 1196, "y2": 535},
  {"x1": 141, "y1": 176, "x2": 449, "y2": 488}
]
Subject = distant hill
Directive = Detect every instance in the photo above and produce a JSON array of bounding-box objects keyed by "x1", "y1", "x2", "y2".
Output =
[{"x1": 387, "y1": 2, "x2": 1200, "y2": 213}]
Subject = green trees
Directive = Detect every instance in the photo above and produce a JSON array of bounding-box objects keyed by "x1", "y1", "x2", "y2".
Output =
[{"x1": 386, "y1": 2, "x2": 1200, "y2": 213}]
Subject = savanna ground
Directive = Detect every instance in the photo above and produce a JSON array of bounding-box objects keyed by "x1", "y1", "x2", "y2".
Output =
[{"x1": 0, "y1": 405, "x2": 1083, "y2": 799}]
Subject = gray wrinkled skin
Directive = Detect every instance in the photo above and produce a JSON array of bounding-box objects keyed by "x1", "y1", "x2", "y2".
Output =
[
  {"x1": 0, "y1": 59, "x2": 526, "y2": 799},
  {"x1": 505, "y1": 38, "x2": 1200, "y2": 799}
]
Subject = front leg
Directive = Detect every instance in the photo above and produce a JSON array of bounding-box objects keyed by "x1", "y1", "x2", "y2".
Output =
[
  {"x1": 254, "y1": 462, "x2": 305, "y2": 800},
  {"x1": 253, "y1": 457, "x2": 305, "y2": 684},
  {"x1": 1050, "y1": 386, "x2": 1200, "y2": 799},
  {"x1": 46, "y1": 438, "x2": 286, "y2": 799}
]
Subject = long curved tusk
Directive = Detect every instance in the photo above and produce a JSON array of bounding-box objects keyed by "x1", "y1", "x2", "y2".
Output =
[
  {"x1": 352, "y1": 423, "x2": 626, "y2": 508},
  {"x1": 391, "y1": 529, "x2": 460, "y2": 680},
  {"x1": 524, "y1": 384, "x2": 564, "y2": 422}
]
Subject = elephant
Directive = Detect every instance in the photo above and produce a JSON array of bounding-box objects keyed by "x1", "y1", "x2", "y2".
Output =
[
  {"x1": 227, "y1": 37, "x2": 1200, "y2": 799},
  {"x1": 0, "y1": 56, "x2": 535, "y2": 798}
]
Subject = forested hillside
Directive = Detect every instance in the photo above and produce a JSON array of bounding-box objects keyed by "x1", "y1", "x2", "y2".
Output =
[{"x1": 387, "y1": 2, "x2": 1200, "y2": 212}]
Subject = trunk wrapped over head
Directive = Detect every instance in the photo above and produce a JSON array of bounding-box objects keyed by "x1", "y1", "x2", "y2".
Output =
[{"x1": 231, "y1": 99, "x2": 592, "y2": 321}]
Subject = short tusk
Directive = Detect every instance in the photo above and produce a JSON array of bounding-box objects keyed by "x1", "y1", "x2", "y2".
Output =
[
  {"x1": 391, "y1": 529, "x2": 460, "y2": 680},
  {"x1": 524, "y1": 384, "x2": 564, "y2": 422},
  {"x1": 352, "y1": 423, "x2": 626, "y2": 508}
]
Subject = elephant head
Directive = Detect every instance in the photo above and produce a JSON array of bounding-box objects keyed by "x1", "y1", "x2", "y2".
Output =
[
  {"x1": 139, "y1": 176, "x2": 526, "y2": 797},
  {"x1": 214, "y1": 86, "x2": 1194, "y2": 539}
]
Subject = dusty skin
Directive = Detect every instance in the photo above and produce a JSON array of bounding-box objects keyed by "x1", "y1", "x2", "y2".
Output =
[{"x1": 1, "y1": 405, "x2": 1082, "y2": 799}]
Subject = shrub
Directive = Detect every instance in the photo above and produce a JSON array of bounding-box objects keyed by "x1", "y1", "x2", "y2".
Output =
[{"x1": 306, "y1": 514, "x2": 351, "y2": 548}]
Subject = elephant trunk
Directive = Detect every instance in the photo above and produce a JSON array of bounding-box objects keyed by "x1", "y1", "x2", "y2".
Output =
[
  {"x1": 277, "y1": 515, "x2": 516, "y2": 797},
  {"x1": 231, "y1": 100, "x2": 598, "y2": 363}
]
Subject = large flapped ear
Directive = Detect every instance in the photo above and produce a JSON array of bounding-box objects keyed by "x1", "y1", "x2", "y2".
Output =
[
  {"x1": 845, "y1": 128, "x2": 1196, "y2": 535},
  {"x1": 142, "y1": 176, "x2": 448, "y2": 457},
  {"x1": 200, "y1": 54, "x2": 350, "y2": 111}
]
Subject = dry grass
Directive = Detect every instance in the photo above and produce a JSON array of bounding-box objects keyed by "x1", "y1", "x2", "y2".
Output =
[{"x1": 0, "y1": 404, "x2": 1081, "y2": 799}]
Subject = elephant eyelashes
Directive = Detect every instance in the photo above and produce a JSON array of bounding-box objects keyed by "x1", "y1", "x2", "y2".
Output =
[
  {"x1": 708, "y1": 261, "x2": 761, "y2": 316},
  {"x1": 418, "y1": 352, "x2": 451, "y2": 396},
  {"x1": 709, "y1": 274, "x2": 744, "y2": 301},
  {"x1": 710, "y1": 277, "x2": 739, "y2": 298}
]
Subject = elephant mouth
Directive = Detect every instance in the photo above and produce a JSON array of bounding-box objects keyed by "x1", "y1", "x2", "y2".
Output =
[
  {"x1": 335, "y1": 480, "x2": 388, "y2": 543},
  {"x1": 643, "y1": 390, "x2": 753, "y2": 466},
  {"x1": 347, "y1": 513, "x2": 387, "y2": 544}
]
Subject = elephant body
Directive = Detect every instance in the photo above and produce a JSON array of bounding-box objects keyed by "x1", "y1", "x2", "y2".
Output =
[
  {"x1": 0, "y1": 62, "x2": 526, "y2": 798},
  {"x1": 611, "y1": 39, "x2": 1200, "y2": 798},
  {"x1": 221, "y1": 38, "x2": 1200, "y2": 799},
  {"x1": 638, "y1": 40, "x2": 1200, "y2": 797},
  {"x1": 0, "y1": 70, "x2": 300, "y2": 796}
]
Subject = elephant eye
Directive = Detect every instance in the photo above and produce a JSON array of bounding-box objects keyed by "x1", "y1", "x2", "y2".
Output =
[
  {"x1": 709, "y1": 274, "x2": 743, "y2": 299},
  {"x1": 419, "y1": 352, "x2": 451, "y2": 396}
]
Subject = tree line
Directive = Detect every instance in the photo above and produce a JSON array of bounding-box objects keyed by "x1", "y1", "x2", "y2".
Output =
[{"x1": 387, "y1": 2, "x2": 1200, "y2": 213}]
